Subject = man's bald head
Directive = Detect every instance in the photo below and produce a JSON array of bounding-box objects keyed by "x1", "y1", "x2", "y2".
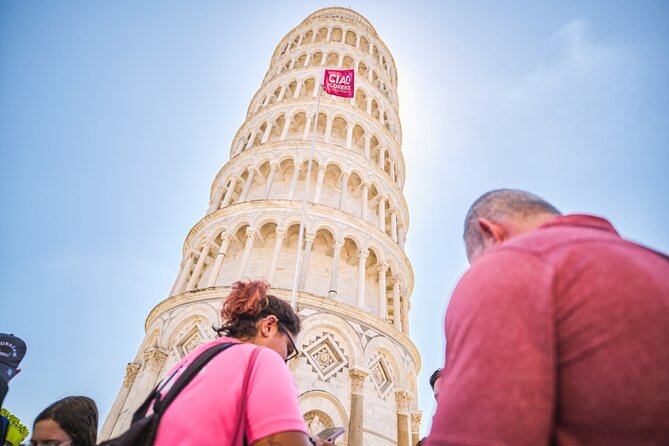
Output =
[{"x1": 464, "y1": 189, "x2": 561, "y2": 262}]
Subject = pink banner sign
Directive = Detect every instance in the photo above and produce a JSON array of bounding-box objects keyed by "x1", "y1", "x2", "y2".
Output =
[{"x1": 323, "y1": 69, "x2": 355, "y2": 98}]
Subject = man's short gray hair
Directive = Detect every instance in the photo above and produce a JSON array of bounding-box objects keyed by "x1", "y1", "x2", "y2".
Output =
[{"x1": 464, "y1": 189, "x2": 561, "y2": 247}]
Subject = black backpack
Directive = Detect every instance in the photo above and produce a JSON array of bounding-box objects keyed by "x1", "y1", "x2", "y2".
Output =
[{"x1": 101, "y1": 341, "x2": 258, "y2": 446}]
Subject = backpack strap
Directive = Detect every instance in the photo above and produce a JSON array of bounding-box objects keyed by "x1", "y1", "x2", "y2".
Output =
[
  {"x1": 234, "y1": 346, "x2": 261, "y2": 446},
  {"x1": 132, "y1": 341, "x2": 236, "y2": 423}
]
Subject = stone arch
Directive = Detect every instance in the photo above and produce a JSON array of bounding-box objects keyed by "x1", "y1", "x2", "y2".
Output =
[
  {"x1": 364, "y1": 336, "x2": 408, "y2": 389},
  {"x1": 310, "y1": 51, "x2": 324, "y2": 67},
  {"x1": 341, "y1": 55, "x2": 354, "y2": 70},
  {"x1": 315, "y1": 27, "x2": 328, "y2": 43},
  {"x1": 299, "y1": 390, "x2": 349, "y2": 441},
  {"x1": 359, "y1": 35, "x2": 370, "y2": 53},
  {"x1": 303, "y1": 226, "x2": 337, "y2": 296},
  {"x1": 345, "y1": 29, "x2": 356, "y2": 47},
  {"x1": 325, "y1": 51, "x2": 339, "y2": 67},
  {"x1": 330, "y1": 115, "x2": 347, "y2": 147},
  {"x1": 330, "y1": 27, "x2": 343, "y2": 43},
  {"x1": 299, "y1": 313, "x2": 364, "y2": 366},
  {"x1": 303, "y1": 29, "x2": 314, "y2": 44}
]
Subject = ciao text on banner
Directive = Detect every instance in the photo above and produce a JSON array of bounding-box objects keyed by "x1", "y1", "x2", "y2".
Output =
[{"x1": 323, "y1": 69, "x2": 355, "y2": 98}]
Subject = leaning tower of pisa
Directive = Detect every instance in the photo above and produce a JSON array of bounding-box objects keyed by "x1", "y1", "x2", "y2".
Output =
[{"x1": 100, "y1": 7, "x2": 421, "y2": 446}]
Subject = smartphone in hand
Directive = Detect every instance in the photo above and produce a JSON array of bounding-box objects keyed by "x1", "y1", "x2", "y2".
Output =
[{"x1": 317, "y1": 426, "x2": 346, "y2": 442}]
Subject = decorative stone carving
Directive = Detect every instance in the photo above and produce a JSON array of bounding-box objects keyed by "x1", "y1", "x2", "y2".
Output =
[
  {"x1": 304, "y1": 410, "x2": 333, "y2": 435},
  {"x1": 411, "y1": 412, "x2": 422, "y2": 431},
  {"x1": 122, "y1": 363, "x2": 140, "y2": 388},
  {"x1": 369, "y1": 355, "x2": 393, "y2": 397},
  {"x1": 304, "y1": 333, "x2": 347, "y2": 381},
  {"x1": 142, "y1": 347, "x2": 168, "y2": 373},
  {"x1": 394, "y1": 390, "x2": 411, "y2": 413},
  {"x1": 349, "y1": 367, "x2": 369, "y2": 393}
]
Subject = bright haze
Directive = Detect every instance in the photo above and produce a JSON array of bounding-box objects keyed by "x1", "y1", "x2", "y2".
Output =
[{"x1": 1, "y1": 0, "x2": 668, "y2": 436}]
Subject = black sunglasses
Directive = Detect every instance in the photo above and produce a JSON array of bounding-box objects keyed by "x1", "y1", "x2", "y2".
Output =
[{"x1": 278, "y1": 320, "x2": 299, "y2": 362}]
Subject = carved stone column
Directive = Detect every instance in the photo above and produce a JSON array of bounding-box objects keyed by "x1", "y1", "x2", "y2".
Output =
[
  {"x1": 298, "y1": 233, "x2": 315, "y2": 290},
  {"x1": 267, "y1": 228, "x2": 286, "y2": 283},
  {"x1": 395, "y1": 390, "x2": 412, "y2": 446},
  {"x1": 313, "y1": 165, "x2": 327, "y2": 203},
  {"x1": 170, "y1": 253, "x2": 194, "y2": 295},
  {"x1": 186, "y1": 242, "x2": 209, "y2": 291},
  {"x1": 356, "y1": 250, "x2": 369, "y2": 307},
  {"x1": 328, "y1": 240, "x2": 344, "y2": 298},
  {"x1": 288, "y1": 164, "x2": 302, "y2": 199},
  {"x1": 361, "y1": 183, "x2": 369, "y2": 220},
  {"x1": 339, "y1": 171, "x2": 350, "y2": 210},
  {"x1": 348, "y1": 368, "x2": 369, "y2": 446},
  {"x1": 207, "y1": 234, "x2": 230, "y2": 287},
  {"x1": 99, "y1": 363, "x2": 140, "y2": 441},
  {"x1": 221, "y1": 176, "x2": 239, "y2": 207},
  {"x1": 239, "y1": 167, "x2": 256, "y2": 201},
  {"x1": 264, "y1": 162, "x2": 278, "y2": 199},
  {"x1": 236, "y1": 230, "x2": 257, "y2": 278},
  {"x1": 207, "y1": 187, "x2": 224, "y2": 213},
  {"x1": 392, "y1": 276, "x2": 401, "y2": 329},
  {"x1": 411, "y1": 412, "x2": 422, "y2": 446},
  {"x1": 378, "y1": 262, "x2": 389, "y2": 320}
]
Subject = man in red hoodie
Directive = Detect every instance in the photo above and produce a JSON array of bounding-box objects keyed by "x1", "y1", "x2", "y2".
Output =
[{"x1": 426, "y1": 189, "x2": 669, "y2": 446}]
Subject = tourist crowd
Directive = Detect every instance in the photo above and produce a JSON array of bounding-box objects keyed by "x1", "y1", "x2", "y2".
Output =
[{"x1": 2, "y1": 189, "x2": 668, "y2": 446}]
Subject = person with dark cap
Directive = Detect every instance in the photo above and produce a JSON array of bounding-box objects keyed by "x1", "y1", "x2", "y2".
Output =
[
  {"x1": 426, "y1": 189, "x2": 669, "y2": 446},
  {"x1": 0, "y1": 333, "x2": 26, "y2": 408}
]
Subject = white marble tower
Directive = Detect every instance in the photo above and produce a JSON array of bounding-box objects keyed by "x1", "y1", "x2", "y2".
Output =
[{"x1": 101, "y1": 8, "x2": 421, "y2": 446}]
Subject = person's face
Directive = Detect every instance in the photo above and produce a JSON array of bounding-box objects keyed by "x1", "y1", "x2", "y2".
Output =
[
  {"x1": 256, "y1": 316, "x2": 299, "y2": 362},
  {"x1": 30, "y1": 418, "x2": 72, "y2": 446},
  {"x1": 432, "y1": 376, "x2": 442, "y2": 400}
]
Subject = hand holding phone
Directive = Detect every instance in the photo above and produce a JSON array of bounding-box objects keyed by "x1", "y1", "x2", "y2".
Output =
[{"x1": 317, "y1": 426, "x2": 345, "y2": 442}]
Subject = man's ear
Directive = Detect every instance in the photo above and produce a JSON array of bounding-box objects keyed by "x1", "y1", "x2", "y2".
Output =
[{"x1": 478, "y1": 218, "x2": 507, "y2": 245}]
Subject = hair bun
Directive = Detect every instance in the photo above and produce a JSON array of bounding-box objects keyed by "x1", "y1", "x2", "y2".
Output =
[{"x1": 221, "y1": 280, "x2": 269, "y2": 322}]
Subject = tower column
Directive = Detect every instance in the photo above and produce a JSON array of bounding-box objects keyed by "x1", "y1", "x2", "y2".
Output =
[
  {"x1": 128, "y1": 348, "x2": 168, "y2": 418},
  {"x1": 391, "y1": 209, "x2": 398, "y2": 242},
  {"x1": 346, "y1": 123, "x2": 354, "y2": 149},
  {"x1": 324, "y1": 116, "x2": 333, "y2": 143},
  {"x1": 298, "y1": 233, "x2": 316, "y2": 290},
  {"x1": 280, "y1": 115, "x2": 292, "y2": 140},
  {"x1": 313, "y1": 164, "x2": 327, "y2": 203},
  {"x1": 378, "y1": 262, "x2": 389, "y2": 319},
  {"x1": 402, "y1": 292, "x2": 410, "y2": 335},
  {"x1": 240, "y1": 167, "x2": 256, "y2": 201},
  {"x1": 245, "y1": 130, "x2": 257, "y2": 149},
  {"x1": 392, "y1": 275, "x2": 401, "y2": 329},
  {"x1": 356, "y1": 249, "x2": 368, "y2": 307},
  {"x1": 348, "y1": 368, "x2": 369, "y2": 446},
  {"x1": 99, "y1": 363, "x2": 140, "y2": 440},
  {"x1": 378, "y1": 195, "x2": 387, "y2": 232},
  {"x1": 267, "y1": 227, "x2": 286, "y2": 283},
  {"x1": 361, "y1": 183, "x2": 369, "y2": 220},
  {"x1": 206, "y1": 234, "x2": 231, "y2": 287},
  {"x1": 261, "y1": 122, "x2": 273, "y2": 144},
  {"x1": 338, "y1": 171, "x2": 350, "y2": 210},
  {"x1": 411, "y1": 413, "x2": 422, "y2": 446},
  {"x1": 364, "y1": 133, "x2": 371, "y2": 159},
  {"x1": 186, "y1": 243, "x2": 209, "y2": 291},
  {"x1": 236, "y1": 229, "x2": 257, "y2": 278},
  {"x1": 328, "y1": 240, "x2": 344, "y2": 298},
  {"x1": 288, "y1": 163, "x2": 302, "y2": 199},
  {"x1": 221, "y1": 176, "x2": 238, "y2": 207},
  {"x1": 264, "y1": 162, "x2": 279, "y2": 199},
  {"x1": 303, "y1": 115, "x2": 313, "y2": 140},
  {"x1": 171, "y1": 254, "x2": 194, "y2": 295},
  {"x1": 207, "y1": 187, "x2": 224, "y2": 213},
  {"x1": 398, "y1": 225, "x2": 406, "y2": 249},
  {"x1": 395, "y1": 390, "x2": 412, "y2": 446},
  {"x1": 277, "y1": 86, "x2": 287, "y2": 102}
]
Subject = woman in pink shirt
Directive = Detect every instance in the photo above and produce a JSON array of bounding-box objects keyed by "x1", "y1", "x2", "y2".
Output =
[{"x1": 154, "y1": 280, "x2": 334, "y2": 446}]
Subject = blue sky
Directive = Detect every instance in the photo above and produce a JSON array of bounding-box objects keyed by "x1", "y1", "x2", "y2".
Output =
[{"x1": 1, "y1": 0, "x2": 668, "y2": 437}]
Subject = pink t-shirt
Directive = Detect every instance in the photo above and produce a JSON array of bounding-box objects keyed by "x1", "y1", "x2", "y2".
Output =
[{"x1": 154, "y1": 337, "x2": 308, "y2": 446}]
